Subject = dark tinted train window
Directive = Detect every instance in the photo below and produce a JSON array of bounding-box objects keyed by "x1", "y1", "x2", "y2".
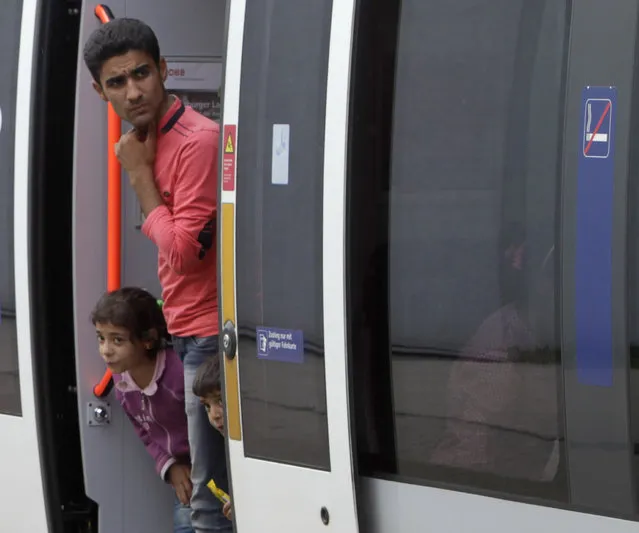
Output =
[
  {"x1": 235, "y1": 0, "x2": 332, "y2": 469},
  {"x1": 349, "y1": 0, "x2": 569, "y2": 503},
  {"x1": 0, "y1": 0, "x2": 22, "y2": 416}
]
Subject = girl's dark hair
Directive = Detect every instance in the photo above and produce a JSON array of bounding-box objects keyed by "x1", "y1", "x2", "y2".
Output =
[
  {"x1": 192, "y1": 356, "x2": 222, "y2": 398},
  {"x1": 83, "y1": 18, "x2": 161, "y2": 84},
  {"x1": 91, "y1": 287, "x2": 168, "y2": 358}
]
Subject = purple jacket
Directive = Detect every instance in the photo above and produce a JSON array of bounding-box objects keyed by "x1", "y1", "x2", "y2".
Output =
[{"x1": 114, "y1": 347, "x2": 190, "y2": 480}]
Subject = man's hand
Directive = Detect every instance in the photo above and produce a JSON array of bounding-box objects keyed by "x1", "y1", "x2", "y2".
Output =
[
  {"x1": 115, "y1": 125, "x2": 164, "y2": 216},
  {"x1": 115, "y1": 125, "x2": 157, "y2": 174},
  {"x1": 168, "y1": 463, "x2": 193, "y2": 506}
]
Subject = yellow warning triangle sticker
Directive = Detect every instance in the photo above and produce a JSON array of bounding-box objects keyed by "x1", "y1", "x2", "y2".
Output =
[{"x1": 225, "y1": 134, "x2": 234, "y2": 154}]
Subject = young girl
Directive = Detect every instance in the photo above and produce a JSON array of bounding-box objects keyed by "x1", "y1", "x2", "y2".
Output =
[{"x1": 91, "y1": 287, "x2": 195, "y2": 533}]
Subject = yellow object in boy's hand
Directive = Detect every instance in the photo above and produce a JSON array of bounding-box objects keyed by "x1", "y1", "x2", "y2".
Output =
[{"x1": 207, "y1": 479, "x2": 230, "y2": 504}]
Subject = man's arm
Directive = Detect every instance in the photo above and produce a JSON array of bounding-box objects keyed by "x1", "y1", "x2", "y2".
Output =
[{"x1": 141, "y1": 129, "x2": 219, "y2": 274}]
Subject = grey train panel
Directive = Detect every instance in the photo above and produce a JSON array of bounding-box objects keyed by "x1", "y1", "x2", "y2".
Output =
[
  {"x1": 124, "y1": 0, "x2": 225, "y2": 58},
  {"x1": 359, "y1": 478, "x2": 638, "y2": 533},
  {"x1": 0, "y1": 0, "x2": 23, "y2": 416}
]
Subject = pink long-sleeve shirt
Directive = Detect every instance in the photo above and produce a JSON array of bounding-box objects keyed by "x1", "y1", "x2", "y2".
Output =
[{"x1": 141, "y1": 97, "x2": 219, "y2": 337}]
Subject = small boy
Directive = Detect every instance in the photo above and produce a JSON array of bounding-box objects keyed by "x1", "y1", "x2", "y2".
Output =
[{"x1": 192, "y1": 356, "x2": 233, "y2": 521}]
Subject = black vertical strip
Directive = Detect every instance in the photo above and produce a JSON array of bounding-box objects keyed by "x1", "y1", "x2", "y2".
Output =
[
  {"x1": 626, "y1": 3, "x2": 639, "y2": 514},
  {"x1": 29, "y1": 3, "x2": 63, "y2": 531},
  {"x1": 29, "y1": 1, "x2": 96, "y2": 531},
  {"x1": 346, "y1": 0, "x2": 401, "y2": 477},
  {"x1": 552, "y1": 1, "x2": 573, "y2": 498}
]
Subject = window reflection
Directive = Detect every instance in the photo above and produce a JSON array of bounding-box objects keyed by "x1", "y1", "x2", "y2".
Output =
[
  {"x1": 384, "y1": 0, "x2": 568, "y2": 501},
  {"x1": 430, "y1": 245, "x2": 560, "y2": 482}
]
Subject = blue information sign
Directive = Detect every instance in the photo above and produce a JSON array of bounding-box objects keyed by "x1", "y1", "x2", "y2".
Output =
[
  {"x1": 575, "y1": 86, "x2": 616, "y2": 387},
  {"x1": 256, "y1": 327, "x2": 304, "y2": 364}
]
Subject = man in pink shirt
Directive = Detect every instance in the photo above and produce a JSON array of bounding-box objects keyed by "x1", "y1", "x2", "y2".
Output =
[{"x1": 83, "y1": 18, "x2": 230, "y2": 532}]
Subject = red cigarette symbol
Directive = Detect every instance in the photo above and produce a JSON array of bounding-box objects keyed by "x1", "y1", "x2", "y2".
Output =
[{"x1": 584, "y1": 101, "x2": 611, "y2": 156}]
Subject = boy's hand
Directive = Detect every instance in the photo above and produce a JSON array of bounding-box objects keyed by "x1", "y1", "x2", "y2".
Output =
[
  {"x1": 114, "y1": 125, "x2": 157, "y2": 174},
  {"x1": 168, "y1": 463, "x2": 193, "y2": 506},
  {"x1": 223, "y1": 501, "x2": 233, "y2": 520}
]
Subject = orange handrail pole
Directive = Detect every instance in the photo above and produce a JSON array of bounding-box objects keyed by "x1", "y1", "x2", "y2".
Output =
[
  {"x1": 94, "y1": 4, "x2": 118, "y2": 398},
  {"x1": 94, "y1": 4, "x2": 114, "y2": 24},
  {"x1": 107, "y1": 103, "x2": 122, "y2": 293}
]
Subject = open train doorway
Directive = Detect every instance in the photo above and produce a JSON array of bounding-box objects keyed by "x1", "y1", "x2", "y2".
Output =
[{"x1": 73, "y1": 2, "x2": 227, "y2": 532}]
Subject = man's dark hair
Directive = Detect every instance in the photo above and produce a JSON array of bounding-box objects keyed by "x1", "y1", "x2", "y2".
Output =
[
  {"x1": 91, "y1": 287, "x2": 168, "y2": 358},
  {"x1": 192, "y1": 356, "x2": 222, "y2": 398},
  {"x1": 83, "y1": 18, "x2": 161, "y2": 83}
]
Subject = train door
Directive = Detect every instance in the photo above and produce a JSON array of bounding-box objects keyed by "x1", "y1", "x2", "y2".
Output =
[
  {"x1": 218, "y1": 0, "x2": 359, "y2": 531},
  {"x1": 0, "y1": 0, "x2": 48, "y2": 530},
  {"x1": 347, "y1": 0, "x2": 639, "y2": 531}
]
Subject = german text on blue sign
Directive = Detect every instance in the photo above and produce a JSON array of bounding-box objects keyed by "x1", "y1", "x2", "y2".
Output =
[
  {"x1": 575, "y1": 86, "x2": 616, "y2": 387},
  {"x1": 256, "y1": 327, "x2": 304, "y2": 363}
]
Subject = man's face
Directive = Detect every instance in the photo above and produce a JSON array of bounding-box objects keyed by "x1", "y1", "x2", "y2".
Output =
[{"x1": 93, "y1": 49, "x2": 167, "y2": 130}]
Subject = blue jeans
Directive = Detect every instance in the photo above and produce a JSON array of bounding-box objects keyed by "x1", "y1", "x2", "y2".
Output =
[
  {"x1": 173, "y1": 335, "x2": 232, "y2": 533},
  {"x1": 174, "y1": 496, "x2": 196, "y2": 533}
]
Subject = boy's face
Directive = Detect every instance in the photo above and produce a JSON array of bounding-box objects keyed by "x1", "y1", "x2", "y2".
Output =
[
  {"x1": 92, "y1": 49, "x2": 167, "y2": 130},
  {"x1": 201, "y1": 391, "x2": 225, "y2": 435}
]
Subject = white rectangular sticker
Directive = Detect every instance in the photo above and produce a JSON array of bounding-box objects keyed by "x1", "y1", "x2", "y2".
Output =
[
  {"x1": 272, "y1": 124, "x2": 290, "y2": 185},
  {"x1": 165, "y1": 61, "x2": 223, "y2": 91}
]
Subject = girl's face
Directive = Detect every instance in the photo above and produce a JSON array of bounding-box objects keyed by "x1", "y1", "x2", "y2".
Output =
[{"x1": 95, "y1": 322, "x2": 151, "y2": 374}]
